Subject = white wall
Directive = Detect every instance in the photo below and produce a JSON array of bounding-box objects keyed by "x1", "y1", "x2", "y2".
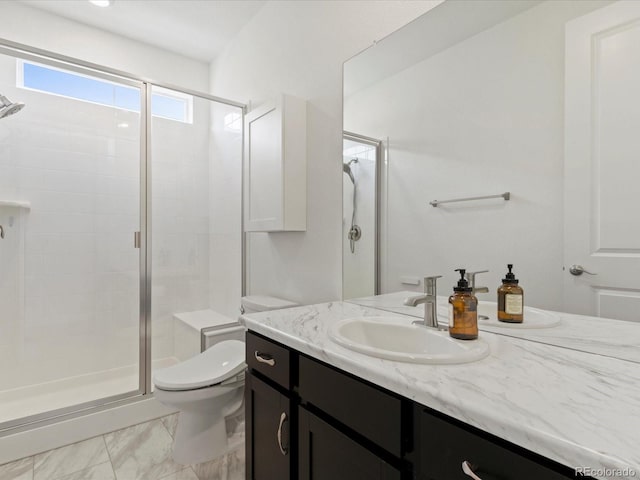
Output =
[
  {"x1": 345, "y1": 1, "x2": 609, "y2": 310},
  {"x1": 210, "y1": 0, "x2": 440, "y2": 305},
  {"x1": 0, "y1": 2, "x2": 209, "y2": 92}
]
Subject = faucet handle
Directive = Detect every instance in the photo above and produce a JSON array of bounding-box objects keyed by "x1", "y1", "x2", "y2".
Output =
[
  {"x1": 465, "y1": 270, "x2": 488, "y2": 278},
  {"x1": 423, "y1": 275, "x2": 442, "y2": 295},
  {"x1": 465, "y1": 270, "x2": 489, "y2": 292}
]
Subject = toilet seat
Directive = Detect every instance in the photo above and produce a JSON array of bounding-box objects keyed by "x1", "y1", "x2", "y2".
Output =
[{"x1": 154, "y1": 340, "x2": 246, "y2": 391}]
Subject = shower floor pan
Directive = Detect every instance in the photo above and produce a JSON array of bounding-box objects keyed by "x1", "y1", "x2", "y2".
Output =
[{"x1": 0, "y1": 357, "x2": 178, "y2": 427}]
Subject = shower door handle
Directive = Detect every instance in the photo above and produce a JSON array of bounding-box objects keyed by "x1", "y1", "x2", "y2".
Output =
[
  {"x1": 134, "y1": 231, "x2": 141, "y2": 249},
  {"x1": 0, "y1": 225, "x2": 4, "y2": 239}
]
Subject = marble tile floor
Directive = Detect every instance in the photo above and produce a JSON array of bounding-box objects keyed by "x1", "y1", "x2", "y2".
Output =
[{"x1": 0, "y1": 413, "x2": 245, "y2": 480}]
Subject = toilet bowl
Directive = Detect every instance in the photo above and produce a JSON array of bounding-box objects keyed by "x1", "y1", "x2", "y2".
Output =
[
  {"x1": 153, "y1": 340, "x2": 246, "y2": 465},
  {"x1": 154, "y1": 297, "x2": 298, "y2": 465}
]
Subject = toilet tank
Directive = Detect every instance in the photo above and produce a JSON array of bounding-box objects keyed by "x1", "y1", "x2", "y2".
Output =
[
  {"x1": 202, "y1": 324, "x2": 245, "y2": 351},
  {"x1": 198, "y1": 311, "x2": 244, "y2": 351},
  {"x1": 241, "y1": 295, "x2": 298, "y2": 314}
]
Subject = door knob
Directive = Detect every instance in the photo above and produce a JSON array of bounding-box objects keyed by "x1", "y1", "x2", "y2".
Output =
[{"x1": 569, "y1": 265, "x2": 597, "y2": 276}]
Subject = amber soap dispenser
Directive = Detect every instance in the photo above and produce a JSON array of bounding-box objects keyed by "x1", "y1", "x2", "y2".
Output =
[
  {"x1": 448, "y1": 269, "x2": 478, "y2": 340},
  {"x1": 497, "y1": 264, "x2": 524, "y2": 323}
]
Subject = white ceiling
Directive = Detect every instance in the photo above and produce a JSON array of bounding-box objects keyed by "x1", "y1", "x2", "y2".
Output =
[{"x1": 20, "y1": 0, "x2": 267, "y2": 62}]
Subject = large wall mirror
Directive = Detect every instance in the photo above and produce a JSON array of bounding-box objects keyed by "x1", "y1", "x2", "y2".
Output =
[{"x1": 342, "y1": 0, "x2": 640, "y2": 361}]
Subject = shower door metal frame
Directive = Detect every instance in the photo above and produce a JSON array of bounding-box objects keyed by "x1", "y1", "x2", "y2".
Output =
[
  {"x1": 0, "y1": 39, "x2": 247, "y2": 436},
  {"x1": 342, "y1": 131, "x2": 383, "y2": 297}
]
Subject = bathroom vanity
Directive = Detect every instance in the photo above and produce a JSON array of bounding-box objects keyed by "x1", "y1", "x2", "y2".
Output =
[{"x1": 242, "y1": 301, "x2": 640, "y2": 480}]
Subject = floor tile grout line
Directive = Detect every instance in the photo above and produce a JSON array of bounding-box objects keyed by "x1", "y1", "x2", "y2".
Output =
[
  {"x1": 101, "y1": 434, "x2": 118, "y2": 480},
  {"x1": 159, "y1": 414, "x2": 173, "y2": 438},
  {"x1": 35, "y1": 436, "x2": 112, "y2": 480},
  {"x1": 190, "y1": 466, "x2": 200, "y2": 480}
]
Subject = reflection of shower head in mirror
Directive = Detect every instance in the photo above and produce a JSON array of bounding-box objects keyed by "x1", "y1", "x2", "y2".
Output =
[{"x1": 343, "y1": 158, "x2": 358, "y2": 184}]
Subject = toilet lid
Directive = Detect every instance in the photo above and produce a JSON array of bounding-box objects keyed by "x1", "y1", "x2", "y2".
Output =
[{"x1": 153, "y1": 340, "x2": 246, "y2": 391}]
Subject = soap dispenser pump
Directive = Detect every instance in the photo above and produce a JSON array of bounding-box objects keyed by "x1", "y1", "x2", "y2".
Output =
[
  {"x1": 448, "y1": 269, "x2": 478, "y2": 340},
  {"x1": 497, "y1": 264, "x2": 524, "y2": 323}
]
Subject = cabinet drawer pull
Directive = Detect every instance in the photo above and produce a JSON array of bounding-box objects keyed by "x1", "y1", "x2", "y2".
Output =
[
  {"x1": 462, "y1": 461, "x2": 482, "y2": 480},
  {"x1": 254, "y1": 351, "x2": 275, "y2": 366},
  {"x1": 277, "y1": 412, "x2": 288, "y2": 456}
]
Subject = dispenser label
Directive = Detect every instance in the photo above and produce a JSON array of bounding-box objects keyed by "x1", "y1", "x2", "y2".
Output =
[{"x1": 505, "y1": 294, "x2": 523, "y2": 315}]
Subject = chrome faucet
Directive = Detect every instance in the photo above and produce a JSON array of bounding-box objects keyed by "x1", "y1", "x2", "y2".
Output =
[
  {"x1": 403, "y1": 275, "x2": 442, "y2": 329},
  {"x1": 465, "y1": 270, "x2": 489, "y2": 294}
]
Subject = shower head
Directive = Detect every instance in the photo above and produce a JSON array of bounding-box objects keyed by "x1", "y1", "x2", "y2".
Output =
[
  {"x1": 343, "y1": 161, "x2": 355, "y2": 184},
  {"x1": 0, "y1": 94, "x2": 25, "y2": 119}
]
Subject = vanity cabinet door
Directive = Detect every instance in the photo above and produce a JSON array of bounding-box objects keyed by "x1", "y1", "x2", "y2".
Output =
[
  {"x1": 246, "y1": 373, "x2": 292, "y2": 480},
  {"x1": 417, "y1": 408, "x2": 581, "y2": 480},
  {"x1": 298, "y1": 355, "x2": 403, "y2": 457},
  {"x1": 298, "y1": 407, "x2": 401, "y2": 480}
]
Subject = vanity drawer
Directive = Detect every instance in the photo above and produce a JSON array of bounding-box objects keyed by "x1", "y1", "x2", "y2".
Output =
[
  {"x1": 298, "y1": 355, "x2": 402, "y2": 457},
  {"x1": 246, "y1": 331, "x2": 291, "y2": 389},
  {"x1": 418, "y1": 408, "x2": 579, "y2": 480}
]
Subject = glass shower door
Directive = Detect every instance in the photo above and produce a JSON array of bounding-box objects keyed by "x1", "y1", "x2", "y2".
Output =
[
  {"x1": 149, "y1": 86, "x2": 244, "y2": 379},
  {"x1": 0, "y1": 52, "x2": 144, "y2": 427}
]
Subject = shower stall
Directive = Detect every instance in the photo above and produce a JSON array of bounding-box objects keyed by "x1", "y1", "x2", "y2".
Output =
[
  {"x1": 0, "y1": 42, "x2": 244, "y2": 435},
  {"x1": 342, "y1": 132, "x2": 382, "y2": 300}
]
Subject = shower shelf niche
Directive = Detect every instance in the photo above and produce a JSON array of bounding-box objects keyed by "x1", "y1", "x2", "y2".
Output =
[{"x1": 0, "y1": 200, "x2": 31, "y2": 210}]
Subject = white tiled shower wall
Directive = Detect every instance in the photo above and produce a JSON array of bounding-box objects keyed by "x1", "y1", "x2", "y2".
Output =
[
  {"x1": 151, "y1": 94, "x2": 211, "y2": 363},
  {"x1": 0, "y1": 54, "x2": 142, "y2": 390},
  {"x1": 151, "y1": 96, "x2": 242, "y2": 358}
]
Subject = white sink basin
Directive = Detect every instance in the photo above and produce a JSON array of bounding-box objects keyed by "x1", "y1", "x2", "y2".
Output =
[{"x1": 329, "y1": 317, "x2": 489, "y2": 364}]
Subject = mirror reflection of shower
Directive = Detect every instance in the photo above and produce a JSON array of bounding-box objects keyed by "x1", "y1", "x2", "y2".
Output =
[
  {"x1": 0, "y1": 94, "x2": 25, "y2": 119},
  {"x1": 342, "y1": 132, "x2": 381, "y2": 300},
  {"x1": 343, "y1": 158, "x2": 361, "y2": 253}
]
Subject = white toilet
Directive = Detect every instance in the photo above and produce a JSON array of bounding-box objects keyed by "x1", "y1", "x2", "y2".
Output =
[{"x1": 153, "y1": 296, "x2": 297, "y2": 465}]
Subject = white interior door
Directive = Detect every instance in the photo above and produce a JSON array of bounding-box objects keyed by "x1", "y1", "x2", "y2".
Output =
[{"x1": 564, "y1": 1, "x2": 640, "y2": 322}]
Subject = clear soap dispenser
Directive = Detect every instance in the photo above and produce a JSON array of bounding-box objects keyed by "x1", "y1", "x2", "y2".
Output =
[
  {"x1": 448, "y1": 269, "x2": 478, "y2": 340},
  {"x1": 497, "y1": 264, "x2": 524, "y2": 323}
]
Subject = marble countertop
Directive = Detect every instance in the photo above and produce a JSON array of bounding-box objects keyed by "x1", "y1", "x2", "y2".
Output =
[
  {"x1": 242, "y1": 301, "x2": 640, "y2": 480},
  {"x1": 349, "y1": 291, "x2": 640, "y2": 364}
]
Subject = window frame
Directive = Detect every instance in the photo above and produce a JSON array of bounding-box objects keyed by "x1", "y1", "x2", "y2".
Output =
[{"x1": 17, "y1": 59, "x2": 193, "y2": 124}]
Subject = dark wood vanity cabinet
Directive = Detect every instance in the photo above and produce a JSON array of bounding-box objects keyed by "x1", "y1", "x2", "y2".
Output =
[
  {"x1": 415, "y1": 407, "x2": 579, "y2": 480},
  {"x1": 245, "y1": 373, "x2": 292, "y2": 480},
  {"x1": 298, "y1": 407, "x2": 402, "y2": 480},
  {"x1": 245, "y1": 331, "x2": 588, "y2": 480}
]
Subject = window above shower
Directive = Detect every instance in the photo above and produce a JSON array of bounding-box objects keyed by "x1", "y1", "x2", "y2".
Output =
[{"x1": 17, "y1": 60, "x2": 193, "y2": 123}]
